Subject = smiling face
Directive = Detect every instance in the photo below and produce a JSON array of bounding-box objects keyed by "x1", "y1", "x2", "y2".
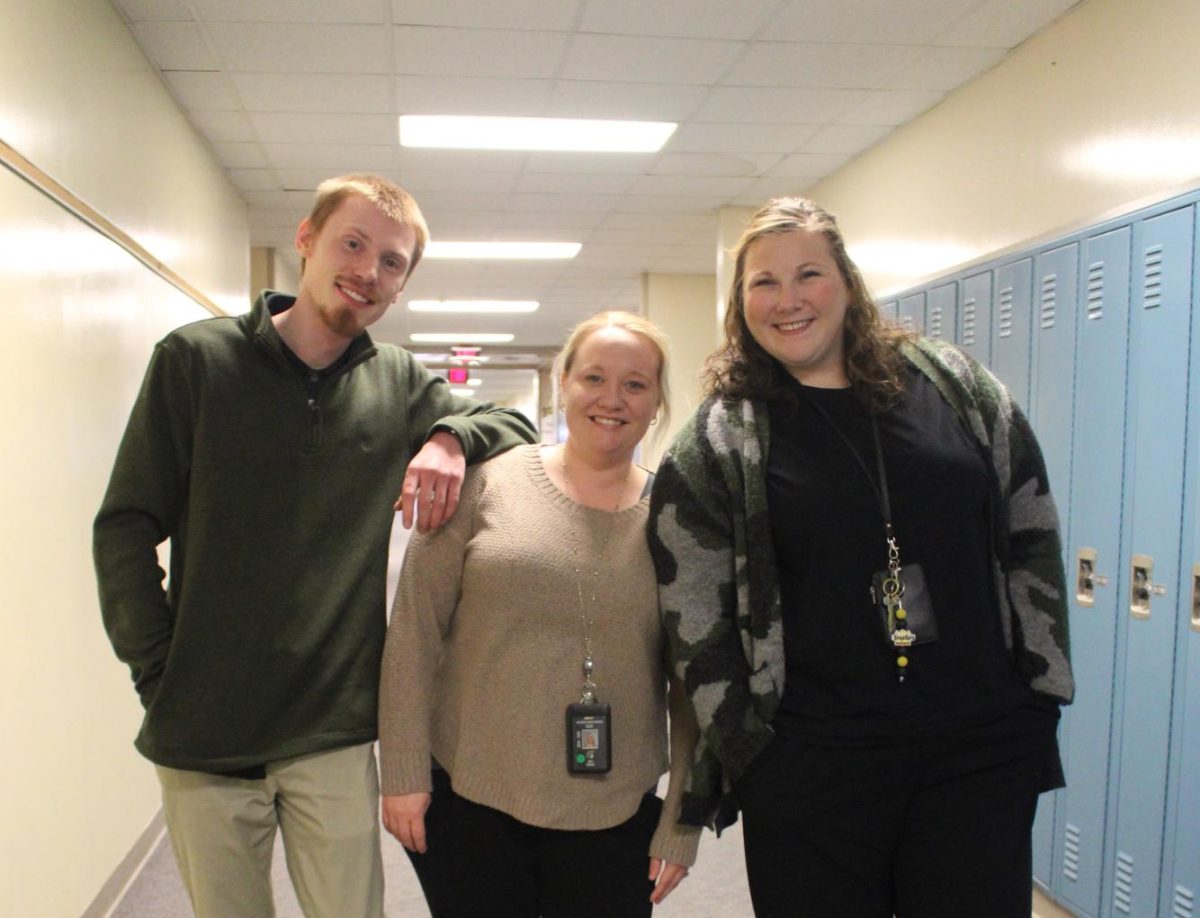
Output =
[
  {"x1": 741, "y1": 229, "x2": 852, "y2": 388},
  {"x1": 560, "y1": 325, "x2": 662, "y2": 462},
  {"x1": 293, "y1": 193, "x2": 418, "y2": 340}
]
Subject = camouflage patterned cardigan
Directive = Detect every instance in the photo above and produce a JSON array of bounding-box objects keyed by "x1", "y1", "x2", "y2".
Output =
[{"x1": 647, "y1": 337, "x2": 1074, "y2": 831}]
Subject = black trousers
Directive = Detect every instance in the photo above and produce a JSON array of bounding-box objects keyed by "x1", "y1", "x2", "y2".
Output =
[
  {"x1": 736, "y1": 732, "x2": 1047, "y2": 918},
  {"x1": 406, "y1": 768, "x2": 661, "y2": 918}
]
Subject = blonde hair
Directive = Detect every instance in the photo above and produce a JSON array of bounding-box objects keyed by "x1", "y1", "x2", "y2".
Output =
[
  {"x1": 555, "y1": 311, "x2": 672, "y2": 441},
  {"x1": 705, "y1": 196, "x2": 912, "y2": 412},
  {"x1": 303, "y1": 173, "x2": 430, "y2": 277}
]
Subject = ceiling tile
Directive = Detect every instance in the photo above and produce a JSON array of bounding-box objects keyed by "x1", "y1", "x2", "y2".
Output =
[
  {"x1": 112, "y1": 0, "x2": 194, "y2": 21},
  {"x1": 405, "y1": 189, "x2": 514, "y2": 212},
  {"x1": 521, "y1": 152, "x2": 658, "y2": 175},
  {"x1": 723, "y1": 42, "x2": 918, "y2": 89},
  {"x1": 544, "y1": 81, "x2": 708, "y2": 120},
  {"x1": 800, "y1": 123, "x2": 894, "y2": 154},
  {"x1": 206, "y1": 23, "x2": 391, "y2": 73},
  {"x1": 886, "y1": 46, "x2": 1008, "y2": 91},
  {"x1": 398, "y1": 170, "x2": 521, "y2": 194},
  {"x1": 517, "y1": 173, "x2": 638, "y2": 195},
  {"x1": 935, "y1": 0, "x2": 1078, "y2": 47},
  {"x1": 601, "y1": 213, "x2": 715, "y2": 232},
  {"x1": 733, "y1": 176, "x2": 821, "y2": 202},
  {"x1": 396, "y1": 149, "x2": 530, "y2": 172},
  {"x1": 163, "y1": 71, "x2": 242, "y2": 110},
  {"x1": 650, "y1": 152, "x2": 775, "y2": 177},
  {"x1": 230, "y1": 73, "x2": 393, "y2": 113},
  {"x1": 578, "y1": 0, "x2": 779, "y2": 40},
  {"x1": 390, "y1": 0, "x2": 584, "y2": 30},
  {"x1": 211, "y1": 141, "x2": 271, "y2": 168},
  {"x1": 260, "y1": 142, "x2": 396, "y2": 171},
  {"x1": 242, "y1": 190, "x2": 316, "y2": 209},
  {"x1": 395, "y1": 76, "x2": 554, "y2": 116},
  {"x1": 275, "y1": 169, "x2": 400, "y2": 191},
  {"x1": 187, "y1": 109, "x2": 258, "y2": 142},
  {"x1": 562, "y1": 34, "x2": 744, "y2": 85},
  {"x1": 630, "y1": 173, "x2": 756, "y2": 196},
  {"x1": 767, "y1": 152, "x2": 849, "y2": 179},
  {"x1": 130, "y1": 21, "x2": 220, "y2": 70},
  {"x1": 191, "y1": 0, "x2": 387, "y2": 23},
  {"x1": 765, "y1": 0, "x2": 982, "y2": 45},
  {"x1": 694, "y1": 87, "x2": 867, "y2": 123},
  {"x1": 666, "y1": 122, "x2": 820, "y2": 154},
  {"x1": 247, "y1": 112, "x2": 397, "y2": 145},
  {"x1": 506, "y1": 192, "x2": 620, "y2": 213},
  {"x1": 838, "y1": 90, "x2": 946, "y2": 125},
  {"x1": 393, "y1": 26, "x2": 570, "y2": 79},
  {"x1": 227, "y1": 168, "x2": 282, "y2": 191}
]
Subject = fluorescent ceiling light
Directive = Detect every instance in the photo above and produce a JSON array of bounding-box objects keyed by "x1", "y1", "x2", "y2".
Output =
[
  {"x1": 425, "y1": 241, "x2": 580, "y2": 260},
  {"x1": 400, "y1": 115, "x2": 676, "y2": 153},
  {"x1": 467, "y1": 378, "x2": 482, "y2": 386},
  {"x1": 449, "y1": 387, "x2": 476, "y2": 397},
  {"x1": 409, "y1": 300, "x2": 539, "y2": 313},
  {"x1": 411, "y1": 333, "x2": 515, "y2": 344}
]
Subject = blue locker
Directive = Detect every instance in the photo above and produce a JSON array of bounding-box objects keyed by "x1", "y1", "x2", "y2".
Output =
[
  {"x1": 879, "y1": 299, "x2": 898, "y2": 322},
  {"x1": 927, "y1": 281, "x2": 957, "y2": 341},
  {"x1": 897, "y1": 291, "x2": 925, "y2": 334},
  {"x1": 993, "y1": 258, "x2": 1034, "y2": 408},
  {"x1": 1056, "y1": 225, "x2": 1132, "y2": 918},
  {"x1": 1108, "y1": 204, "x2": 1194, "y2": 917},
  {"x1": 959, "y1": 270, "x2": 994, "y2": 367},
  {"x1": 1160, "y1": 204, "x2": 1200, "y2": 918},
  {"x1": 1028, "y1": 242, "x2": 1081, "y2": 891}
]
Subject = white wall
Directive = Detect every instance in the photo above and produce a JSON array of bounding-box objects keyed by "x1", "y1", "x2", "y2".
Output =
[
  {"x1": 809, "y1": 0, "x2": 1200, "y2": 297},
  {"x1": 0, "y1": 1, "x2": 249, "y2": 915}
]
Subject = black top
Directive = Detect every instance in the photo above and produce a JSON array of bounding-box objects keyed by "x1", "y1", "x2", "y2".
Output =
[{"x1": 767, "y1": 365, "x2": 1050, "y2": 745}]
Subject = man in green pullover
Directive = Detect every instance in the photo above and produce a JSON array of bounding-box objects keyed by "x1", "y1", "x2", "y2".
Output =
[{"x1": 94, "y1": 174, "x2": 536, "y2": 918}]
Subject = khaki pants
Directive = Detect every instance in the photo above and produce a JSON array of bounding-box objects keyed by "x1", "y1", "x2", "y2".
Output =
[{"x1": 156, "y1": 742, "x2": 384, "y2": 918}]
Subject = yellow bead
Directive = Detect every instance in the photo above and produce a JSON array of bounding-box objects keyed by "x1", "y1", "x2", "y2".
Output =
[
  {"x1": 895, "y1": 607, "x2": 907, "y2": 620},
  {"x1": 897, "y1": 656, "x2": 909, "y2": 667}
]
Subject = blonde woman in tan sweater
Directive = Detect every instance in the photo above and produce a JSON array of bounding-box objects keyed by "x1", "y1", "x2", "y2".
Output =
[{"x1": 378, "y1": 312, "x2": 699, "y2": 917}]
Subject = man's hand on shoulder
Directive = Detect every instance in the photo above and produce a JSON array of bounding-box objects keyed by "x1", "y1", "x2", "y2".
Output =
[{"x1": 397, "y1": 430, "x2": 465, "y2": 532}]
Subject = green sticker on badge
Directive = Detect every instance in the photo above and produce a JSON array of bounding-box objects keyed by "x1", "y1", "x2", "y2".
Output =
[{"x1": 575, "y1": 753, "x2": 586, "y2": 764}]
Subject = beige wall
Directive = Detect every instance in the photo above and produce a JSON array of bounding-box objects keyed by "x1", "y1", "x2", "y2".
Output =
[
  {"x1": 641, "y1": 272, "x2": 716, "y2": 469},
  {"x1": 0, "y1": 1, "x2": 249, "y2": 915},
  {"x1": 809, "y1": 0, "x2": 1200, "y2": 298}
]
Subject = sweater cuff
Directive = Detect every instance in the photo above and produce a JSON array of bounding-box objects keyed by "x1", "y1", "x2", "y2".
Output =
[
  {"x1": 378, "y1": 749, "x2": 432, "y2": 796},
  {"x1": 649, "y1": 820, "x2": 702, "y2": 868}
]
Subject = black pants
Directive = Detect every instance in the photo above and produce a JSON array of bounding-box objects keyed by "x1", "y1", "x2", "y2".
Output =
[
  {"x1": 736, "y1": 733, "x2": 1047, "y2": 918},
  {"x1": 406, "y1": 768, "x2": 661, "y2": 918}
]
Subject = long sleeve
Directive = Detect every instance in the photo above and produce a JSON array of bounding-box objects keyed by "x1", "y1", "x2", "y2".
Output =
[
  {"x1": 93, "y1": 340, "x2": 193, "y2": 708},
  {"x1": 402, "y1": 357, "x2": 536, "y2": 462},
  {"x1": 378, "y1": 468, "x2": 481, "y2": 795},
  {"x1": 648, "y1": 674, "x2": 702, "y2": 866}
]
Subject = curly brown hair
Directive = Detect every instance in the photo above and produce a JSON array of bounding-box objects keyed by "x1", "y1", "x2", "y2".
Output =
[{"x1": 704, "y1": 196, "x2": 912, "y2": 413}]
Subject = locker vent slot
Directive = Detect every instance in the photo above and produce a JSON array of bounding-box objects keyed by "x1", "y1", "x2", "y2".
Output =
[
  {"x1": 901, "y1": 314, "x2": 915, "y2": 333},
  {"x1": 928, "y1": 305, "x2": 943, "y2": 338},
  {"x1": 1040, "y1": 274, "x2": 1057, "y2": 329},
  {"x1": 1062, "y1": 822, "x2": 1081, "y2": 881},
  {"x1": 998, "y1": 286, "x2": 1014, "y2": 337},
  {"x1": 1087, "y1": 262, "x2": 1105, "y2": 320},
  {"x1": 1114, "y1": 851, "x2": 1134, "y2": 914},
  {"x1": 962, "y1": 298, "x2": 977, "y2": 345},
  {"x1": 1144, "y1": 245, "x2": 1164, "y2": 309},
  {"x1": 1174, "y1": 884, "x2": 1195, "y2": 918}
]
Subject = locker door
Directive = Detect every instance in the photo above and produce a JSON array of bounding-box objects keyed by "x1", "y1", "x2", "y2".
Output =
[
  {"x1": 1056, "y1": 226, "x2": 1131, "y2": 918},
  {"x1": 927, "y1": 281, "x2": 957, "y2": 342},
  {"x1": 1028, "y1": 242, "x2": 1081, "y2": 891},
  {"x1": 959, "y1": 270, "x2": 993, "y2": 367},
  {"x1": 898, "y1": 291, "x2": 925, "y2": 334},
  {"x1": 1160, "y1": 205, "x2": 1200, "y2": 918},
  {"x1": 879, "y1": 299, "x2": 899, "y2": 322},
  {"x1": 1108, "y1": 204, "x2": 1194, "y2": 917},
  {"x1": 993, "y1": 258, "x2": 1033, "y2": 407}
]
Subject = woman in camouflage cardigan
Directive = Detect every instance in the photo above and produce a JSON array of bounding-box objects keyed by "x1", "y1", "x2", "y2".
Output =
[{"x1": 648, "y1": 197, "x2": 1073, "y2": 917}]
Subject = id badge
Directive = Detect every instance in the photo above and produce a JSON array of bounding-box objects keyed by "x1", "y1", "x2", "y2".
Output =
[{"x1": 566, "y1": 702, "x2": 612, "y2": 774}]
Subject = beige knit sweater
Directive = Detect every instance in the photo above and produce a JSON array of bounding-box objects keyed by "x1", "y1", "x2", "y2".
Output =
[{"x1": 379, "y1": 445, "x2": 700, "y2": 867}]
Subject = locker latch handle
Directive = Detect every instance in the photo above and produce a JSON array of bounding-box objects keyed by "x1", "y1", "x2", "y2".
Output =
[
  {"x1": 1076, "y1": 548, "x2": 1108, "y2": 607},
  {"x1": 1130, "y1": 554, "x2": 1166, "y2": 620},
  {"x1": 1191, "y1": 563, "x2": 1199, "y2": 633}
]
